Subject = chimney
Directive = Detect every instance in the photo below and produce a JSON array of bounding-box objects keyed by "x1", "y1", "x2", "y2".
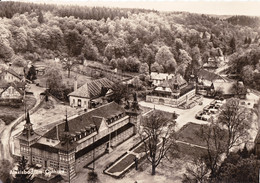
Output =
[{"x1": 74, "y1": 77, "x2": 78, "y2": 91}]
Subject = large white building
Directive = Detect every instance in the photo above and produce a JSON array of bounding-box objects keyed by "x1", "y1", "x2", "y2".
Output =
[
  {"x1": 68, "y1": 78, "x2": 114, "y2": 109},
  {"x1": 16, "y1": 102, "x2": 137, "y2": 181},
  {"x1": 146, "y1": 74, "x2": 197, "y2": 108}
]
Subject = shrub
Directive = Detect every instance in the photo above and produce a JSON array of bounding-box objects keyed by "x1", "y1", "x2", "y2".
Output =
[
  {"x1": 0, "y1": 115, "x2": 16, "y2": 125},
  {"x1": 88, "y1": 171, "x2": 98, "y2": 183}
]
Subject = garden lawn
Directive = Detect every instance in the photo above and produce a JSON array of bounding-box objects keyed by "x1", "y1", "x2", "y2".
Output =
[
  {"x1": 107, "y1": 154, "x2": 136, "y2": 174},
  {"x1": 176, "y1": 122, "x2": 228, "y2": 153},
  {"x1": 0, "y1": 96, "x2": 36, "y2": 125},
  {"x1": 176, "y1": 142, "x2": 208, "y2": 159}
]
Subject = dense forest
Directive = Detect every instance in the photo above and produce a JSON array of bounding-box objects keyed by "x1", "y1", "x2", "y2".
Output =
[{"x1": 0, "y1": 1, "x2": 260, "y2": 89}]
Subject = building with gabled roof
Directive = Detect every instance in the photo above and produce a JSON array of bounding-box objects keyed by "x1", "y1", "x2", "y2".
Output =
[
  {"x1": 16, "y1": 102, "x2": 137, "y2": 181},
  {"x1": 146, "y1": 74, "x2": 197, "y2": 108},
  {"x1": 0, "y1": 67, "x2": 23, "y2": 82},
  {"x1": 0, "y1": 81, "x2": 25, "y2": 100},
  {"x1": 68, "y1": 78, "x2": 114, "y2": 108},
  {"x1": 150, "y1": 72, "x2": 175, "y2": 86}
]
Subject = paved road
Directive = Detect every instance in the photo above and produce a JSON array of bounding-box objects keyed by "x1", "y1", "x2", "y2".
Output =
[
  {"x1": 0, "y1": 84, "x2": 46, "y2": 161},
  {"x1": 139, "y1": 97, "x2": 213, "y2": 130}
]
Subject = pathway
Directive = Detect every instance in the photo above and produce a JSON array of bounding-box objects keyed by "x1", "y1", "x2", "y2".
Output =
[{"x1": 0, "y1": 84, "x2": 46, "y2": 161}]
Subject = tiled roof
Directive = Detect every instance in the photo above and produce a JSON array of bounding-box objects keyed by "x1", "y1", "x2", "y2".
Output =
[
  {"x1": 197, "y1": 69, "x2": 224, "y2": 82},
  {"x1": 68, "y1": 78, "x2": 114, "y2": 99},
  {"x1": 31, "y1": 143, "x2": 59, "y2": 153},
  {"x1": 158, "y1": 74, "x2": 187, "y2": 90},
  {"x1": 150, "y1": 72, "x2": 175, "y2": 81},
  {"x1": 0, "y1": 81, "x2": 25, "y2": 89},
  {"x1": 3, "y1": 68, "x2": 22, "y2": 80},
  {"x1": 43, "y1": 102, "x2": 126, "y2": 141}
]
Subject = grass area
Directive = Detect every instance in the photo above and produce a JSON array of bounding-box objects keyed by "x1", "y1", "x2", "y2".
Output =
[
  {"x1": 176, "y1": 122, "x2": 228, "y2": 155},
  {"x1": 108, "y1": 154, "x2": 136, "y2": 173},
  {"x1": 176, "y1": 142, "x2": 208, "y2": 159},
  {"x1": 35, "y1": 60, "x2": 92, "y2": 88},
  {"x1": 176, "y1": 122, "x2": 208, "y2": 147},
  {"x1": 0, "y1": 96, "x2": 36, "y2": 125}
]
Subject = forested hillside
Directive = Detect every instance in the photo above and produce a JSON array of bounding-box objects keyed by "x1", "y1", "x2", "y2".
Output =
[{"x1": 0, "y1": 1, "x2": 260, "y2": 86}]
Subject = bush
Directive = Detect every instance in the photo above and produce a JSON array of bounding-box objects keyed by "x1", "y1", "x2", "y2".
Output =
[
  {"x1": 0, "y1": 115, "x2": 16, "y2": 125},
  {"x1": 88, "y1": 171, "x2": 98, "y2": 183}
]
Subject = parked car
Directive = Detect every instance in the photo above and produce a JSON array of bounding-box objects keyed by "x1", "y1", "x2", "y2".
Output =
[{"x1": 201, "y1": 115, "x2": 211, "y2": 121}]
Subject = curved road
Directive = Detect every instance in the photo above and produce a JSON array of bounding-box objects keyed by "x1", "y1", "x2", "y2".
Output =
[{"x1": 0, "y1": 84, "x2": 46, "y2": 162}]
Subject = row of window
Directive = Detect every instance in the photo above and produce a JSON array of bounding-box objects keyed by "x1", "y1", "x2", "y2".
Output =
[
  {"x1": 46, "y1": 139, "x2": 56, "y2": 143},
  {"x1": 49, "y1": 161, "x2": 59, "y2": 169},
  {"x1": 32, "y1": 156, "x2": 43, "y2": 164},
  {"x1": 59, "y1": 154, "x2": 74, "y2": 162},
  {"x1": 21, "y1": 146, "x2": 30, "y2": 154},
  {"x1": 106, "y1": 113, "x2": 124, "y2": 125}
]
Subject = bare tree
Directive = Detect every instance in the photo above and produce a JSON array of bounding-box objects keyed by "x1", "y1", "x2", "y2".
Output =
[
  {"x1": 139, "y1": 110, "x2": 177, "y2": 175},
  {"x1": 218, "y1": 98, "x2": 251, "y2": 156},
  {"x1": 197, "y1": 124, "x2": 226, "y2": 179},
  {"x1": 183, "y1": 157, "x2": 209, "y2": 183}
]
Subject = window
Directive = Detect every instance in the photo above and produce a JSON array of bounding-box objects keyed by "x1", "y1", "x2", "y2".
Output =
[
  {"x1": 46, "y1": 139, "x2": 50, "y2": 142},
  {"x1": 78, "y1": 99, "x2": 81, "y2": 107}
]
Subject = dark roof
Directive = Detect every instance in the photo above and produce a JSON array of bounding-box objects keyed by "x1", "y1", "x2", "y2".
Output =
[
  {"x1": 0, "y1": 81, "x2": 26, "y2": 89},
  {"x1": 75, "y1": 123, "x2": 134, "y2": 159},
  {"x1": 180, "y1": 84, "x2": 195, "y2": 96},
  {"x1": 68, "y1": 78, "x2": 114, "y2": 99},
  {"x1": 42, "y1": 126, "x2": 59, "y2": 140},
  {"x1": 31, "y1": 143, "x2": 59, "y2": 153},
  {"x1": 197, "y1": 69, "x2": 224, "y2": 82},
  {"x1": 43, "y1": 102, "x2": 126, "y2": 140},
  {"x1": 159, "y1": 74, "x2": 187, "y2": 90},
  {"x1": 1, "y1": 68, "x2": 22, "y2": 80}
]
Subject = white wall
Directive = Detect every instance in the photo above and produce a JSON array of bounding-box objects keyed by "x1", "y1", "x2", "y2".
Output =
[{"x1": 69, "y1": 96, "x2": 89, "y2": 108}]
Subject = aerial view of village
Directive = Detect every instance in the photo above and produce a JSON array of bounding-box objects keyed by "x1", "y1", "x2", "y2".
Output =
[{"x1": 0, "y1": 1, "x2": 260, "y2": 183}]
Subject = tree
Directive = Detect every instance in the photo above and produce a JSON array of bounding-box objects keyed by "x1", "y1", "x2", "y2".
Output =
[
  {"x1": 87, "y1": 171, "x2": 98, "y2": 183},
  {"x1": 183, "y1": 157, "x2": 209, "y2": 183},
  {"x1": 64, "y1": 29, "x2": 84, "y2": 57},
  {"x1": 217, "y1": 154, "x2": 260, "y2": 183},
  {"x1": 197, "y1": 124, "x2": 226, "y2": 179},
  {"x1": 13, "y1": 156, "x2": 34, "y2": 183},
  {"x1": 62, "y1": 57, "x2": 79, "y2": 78},
  {"x1": 242, "y1": 65, "x2": 254, "y2": 85},
  {"x1": 26, "y1": 65, "x2": 37, "y2": 81},
  {"x1": 139, "y1": 110, "x2": 177, "y2": 175},
  {"x1": 37, "y1": 11, "x2": 44, "y2": 24},
  {"x1": 155, "y1": 46, "x2": 177, "y2": 73},
  {"x1": 45, "y1": 61, "x2": 63, "y2": 96},
  {"x1": 230, "y1": 37, "x2": 236, "y2": 54},
  {"x1": 0, "y1": 159, "x2": 12, "y2": 183},
  {"x1": 0, "y1": 37, "x2": 14, "y2": 62},
  {"x1": 110, "y1": 83, "x2": 128, "y2": 104},
  {"x1": 218, "y1": 98, "x2": 251, "y2": 156},
  {"x1": 191, "y1": 46, "x2": 202, "y2": 69},
  {"x1": 140, "y1": 44, "x2": 155, "y2": 75}
]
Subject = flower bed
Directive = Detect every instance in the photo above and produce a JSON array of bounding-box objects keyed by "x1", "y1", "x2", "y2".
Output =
[
  {"x1": 107, "y1": 154, "x2": 136, "y2": 174},
  {"x1": 133, "y1": 143, "x2": 145, "y2": 154}
]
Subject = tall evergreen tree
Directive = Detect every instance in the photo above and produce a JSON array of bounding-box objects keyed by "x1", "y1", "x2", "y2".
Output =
[{"x1": 13, "y1": 156, "x2": 34, "y2": 183}]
